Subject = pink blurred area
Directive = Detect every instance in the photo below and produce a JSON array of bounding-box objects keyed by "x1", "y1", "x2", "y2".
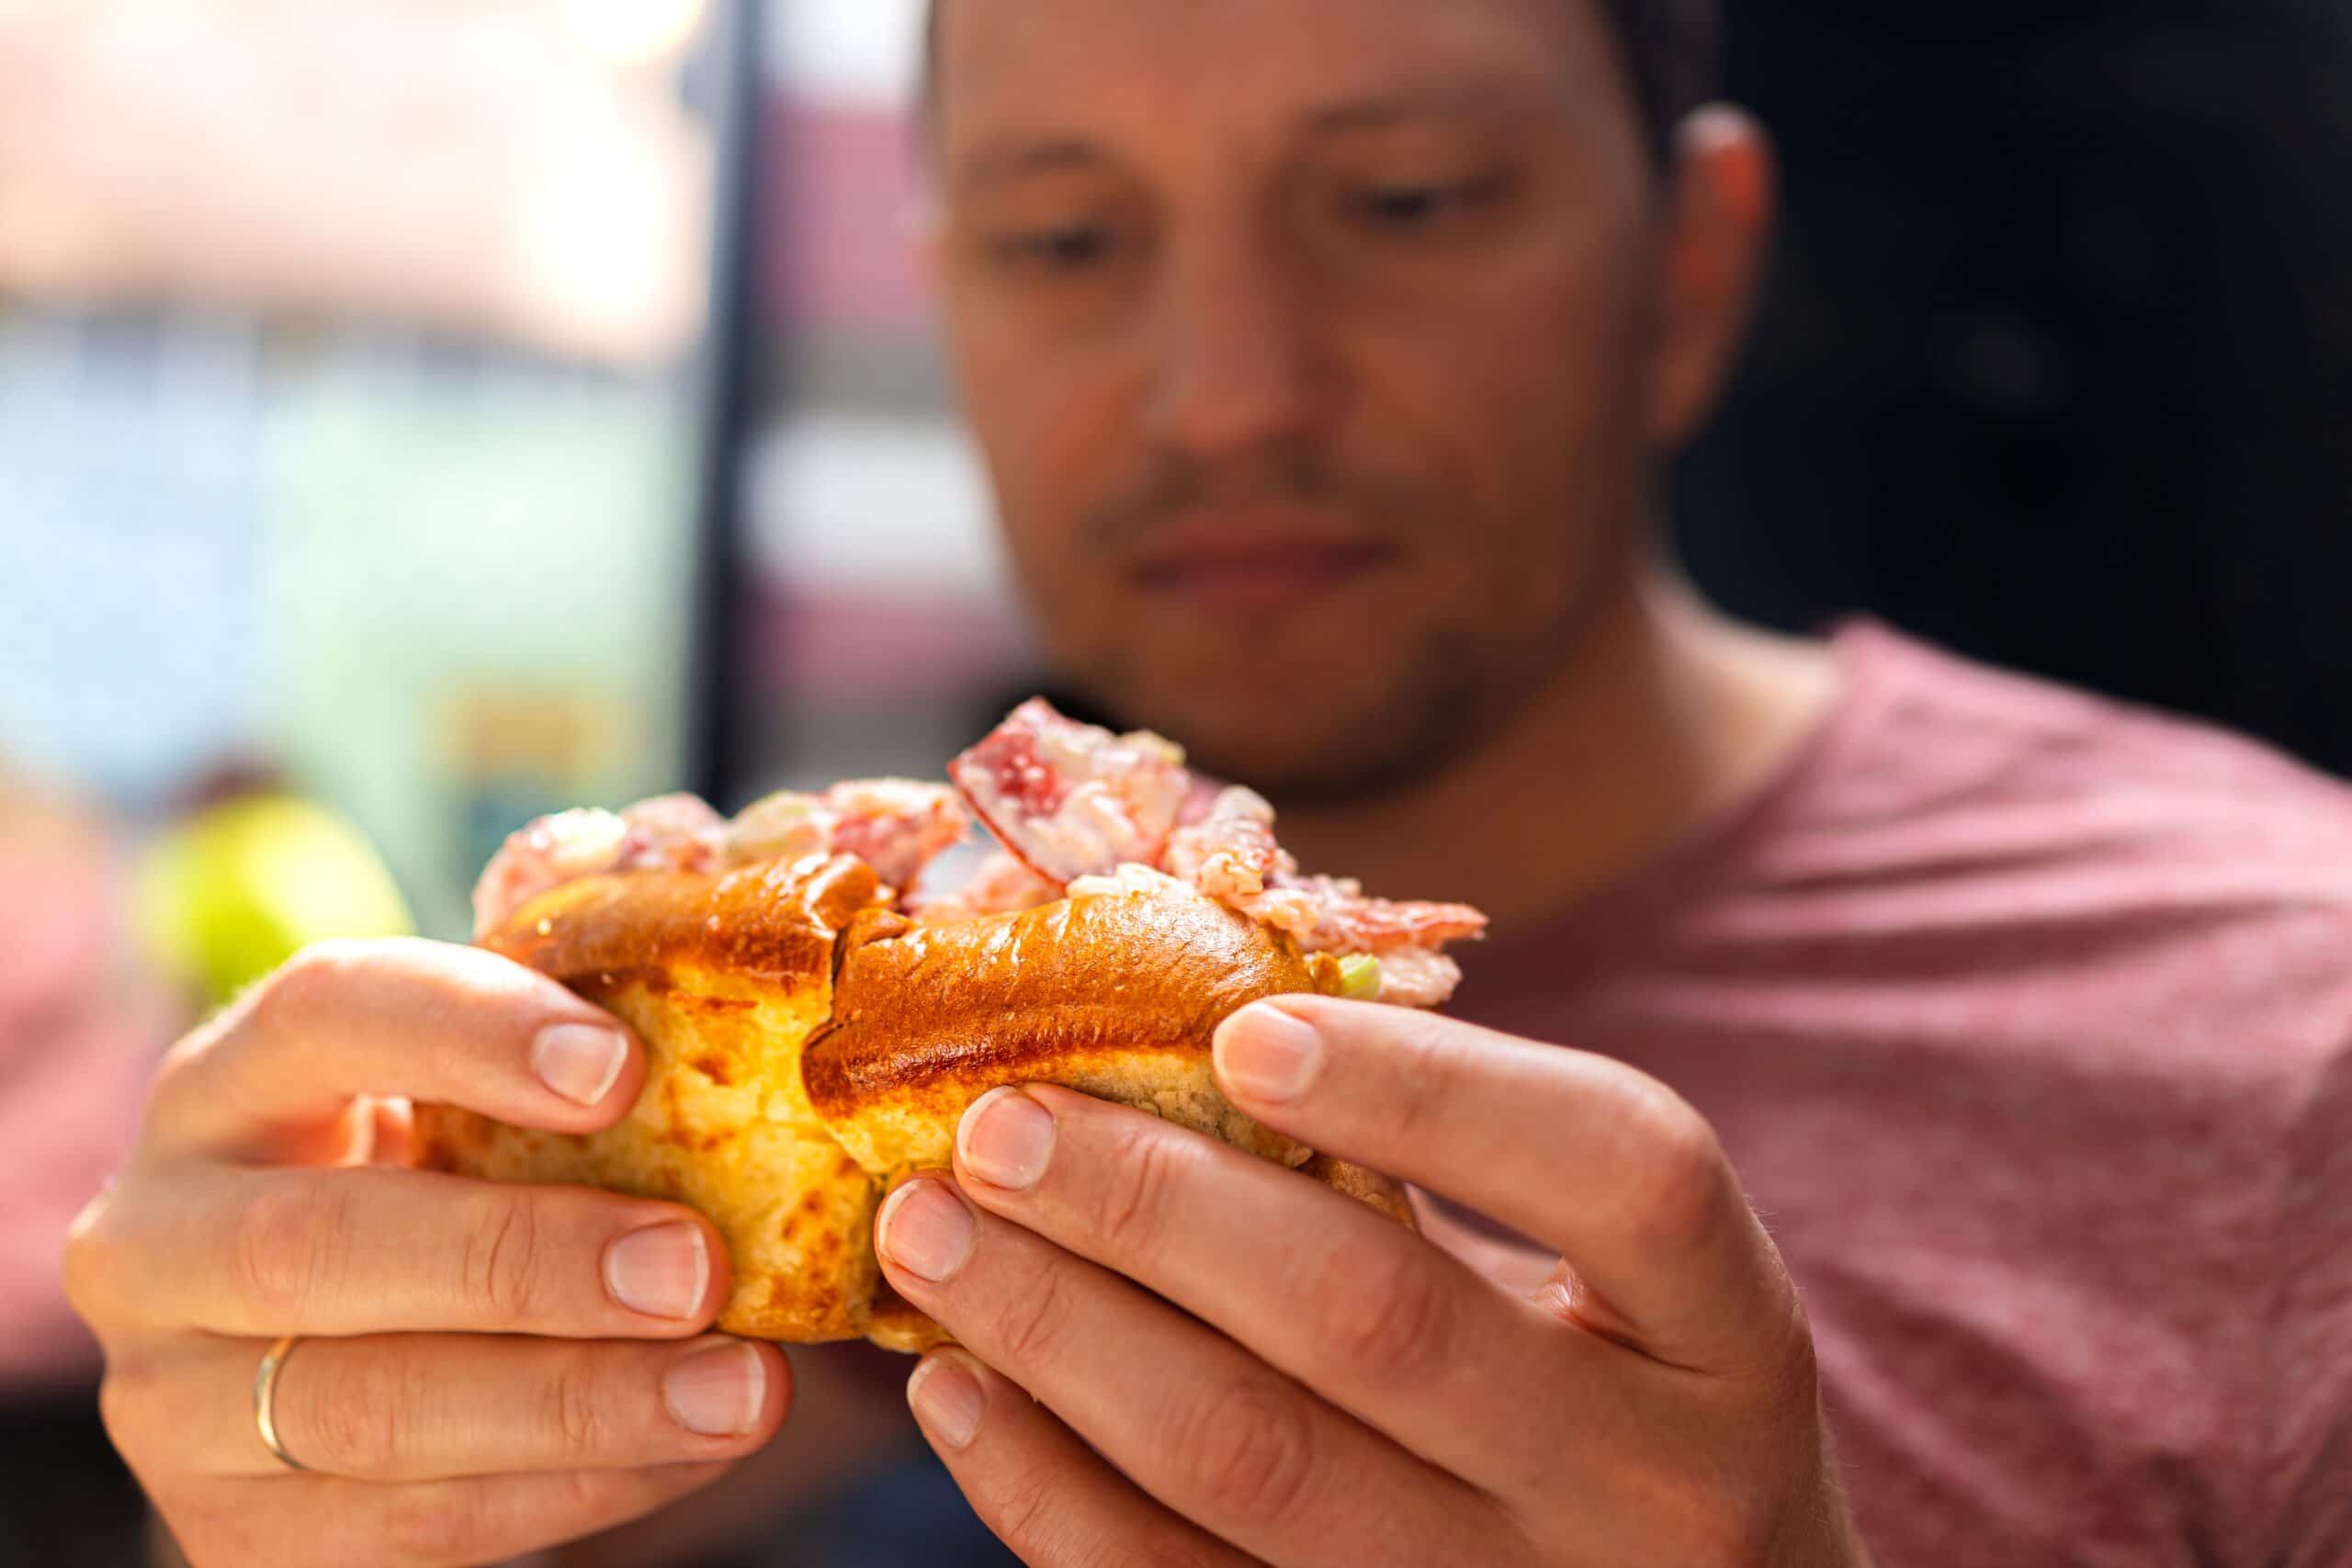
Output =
[
  {"x1": 752, "y1": 583, "x2": 1029, "y2": 704},
  {"x1": 768, "y1": 98, "x2": 932, "y2": 334},
  {"x1": 0, "y1": 791, "x2": 175, "y2": 1393}
]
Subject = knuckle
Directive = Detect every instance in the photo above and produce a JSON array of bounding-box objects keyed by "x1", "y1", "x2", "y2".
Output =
[
  {"x1": 1168, "y1": 1375, "x2": 1318, "y2": 1529},
  {"x1": 94, "y1": 1360, "x2": 152, "y2": 1462},
  {"x1": 379, "y1": 1471, "x2": 613, "y2": 1566},
  {"x1": 985, "y1": 1461, "x2": 1065, "y2": 1553},
  {"x1": 155, "y1": 1495, "x2": 253, "y2": 1567},
  {"x1": 1608, "y1": 1078, "x2": 1731, "y2": 1251},
  {"x1": 250, "y1": 939, "x2": 372, "y2": 1033},
  {"x1": 1736, "y1": 1302, "x2": 1827, "y2": 1428},
  {"x1": 146, "y1": 1032, "x2": 206, "y2": 1102},
  {"x1": 1124, "y1": 1545, "x2": 1223, "y2": 1568},
  {"x1": 1666, "y1": 1480, "x2": 1783, "y2": 1568},
  {"x1": 1088, "y1": 1125, "x2": 1197, "y2": 1259},
  {"x1": 294, "y1": 1348, "x2": 413, "y2": 1476},
  {"x1": 1374, "y1": 1014, "x2": 1461, "y2": 1146},
  {"x1": 1313, "y1": 1241, "x2": 1454, "y2": 1378},
  {"x1": 147, "y1": 1013, "x2": 236, "y2": 1122},
  {"x1": 459, "y1": 1188, "x2": 551, "y2": 1326},
  {"x1": 989, "y1": 1256, "x2": 1079, "y2": 1368},
  {"x1": 93, "y1": 1367, "x2": 132, "y2": 1442},
  {"x1": 231, "y1": 1177, "x2": 355, "y2": 1325},
  {"x1": 1078, "y1": 1536, "x2": 1214, "y2": 1568},
  {"x1": 1773, "y1": 1305, "x2": 1822, "y2": 1390},
  {"x1": 541, "y1": 1351, "x2": 615, "y2": 1463},
  {"x1": 380, "y1": 1478, "x2": 490, "y2": 1563},
  {"x1": 60, "y1": 1188, "x2": 125, "y2": 1325},
  {"x1": 985, "y1": 1467, "x2": 1212, "y2": 1568}
]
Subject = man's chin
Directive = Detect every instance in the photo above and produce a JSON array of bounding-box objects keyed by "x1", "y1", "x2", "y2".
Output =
[
  {"x1": 1103, "y1": 661, "x2": 1491, "y2": 808},
  {"x1": 1196, "y1": 728, "x2": 1467, "y2": 809}
]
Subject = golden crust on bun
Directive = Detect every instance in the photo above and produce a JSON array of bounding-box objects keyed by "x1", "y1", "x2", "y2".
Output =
[{"x1": 415, "y1": 854, "x2": 1408, "y2": 1349}]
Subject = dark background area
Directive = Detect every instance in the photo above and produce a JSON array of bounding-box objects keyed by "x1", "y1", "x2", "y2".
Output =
[{"x1": 1678, "y1": 0, "x2": 2352, "y2": 775}]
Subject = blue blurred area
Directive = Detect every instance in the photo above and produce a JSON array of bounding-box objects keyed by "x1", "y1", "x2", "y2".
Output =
[
  {"x1": 768, "y1": 1453, "x2": 1022, "y2": 1568},
  {"x1": 0, "y1": 310, "x2": 704, "y2": 936},
  {"x1": 1, "y1": 311, "x2": 270, "y2": 810}
]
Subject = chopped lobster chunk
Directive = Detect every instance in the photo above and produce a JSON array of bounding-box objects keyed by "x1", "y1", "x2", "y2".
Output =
[
  {"x1": 472, "y1": 699, "x2": 1487, "y2": 1012},
  {"x1": 479, "y1": 784, "x2": 966, "y2": 939},
  {"x1": 1163, "y1": 786, "x2": 1293, "y2": 892},
  {"x1": 473, "y1": 795, "x2": 725, "y2": 939},
  {"x1": 1159, "y1": 794, "x2": 1484, "y2": 986},
  {"x1": 1272, "y1": 874, "x2": 1488, "y2": 955},
  {"x1": 1068, "y1": 863, "x2": 1202, "y2": 901},
  {"x1": 727, "y1": 780, "x2": 967, "y2": 891},
  {"x1": 905, "y1": 848, "x2": 1061, "y2": 923},
  {"x1": 718, "y1": 791, "x2": 831, "y2": 866},
  {"x1": 616, "y1": 795, "x2": 728, "y2": 872},
  {"x1": 815, "y1": 781, "x2": 969, "y2": 891},
  {"x1": 1354, "y1": 946, "x2": 1465, "y2": 1010},
  {"x1": 949, "y1": 699, "x2": 1190, "y2": 885},
  {"x1": 1268, "y1": 874, "x2": 1486, "y2": 1008},
  {"x1": 1163, "y1": 787, "x2": 1319, "y2": 933},
  {"x1": 471, "y1": 808, "x2": 634, "y2": 939}
]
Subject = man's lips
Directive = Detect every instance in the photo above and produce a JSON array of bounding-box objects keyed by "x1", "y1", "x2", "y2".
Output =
[{"x1": 1127, "y1": 525, "x2": 1399, "y2": 611}]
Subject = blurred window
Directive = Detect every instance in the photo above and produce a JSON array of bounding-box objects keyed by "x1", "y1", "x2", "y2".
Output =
[{"x1": 0, "y1": 0, "x2": 729, "y2": 935}]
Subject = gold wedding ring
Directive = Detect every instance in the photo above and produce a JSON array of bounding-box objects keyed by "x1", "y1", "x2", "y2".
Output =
[{"x1": 252, "y1": 1335, "x2": 311, "y2": 1473}]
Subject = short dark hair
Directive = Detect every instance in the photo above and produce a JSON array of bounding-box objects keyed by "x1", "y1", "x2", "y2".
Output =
[
  {"x1": 1601, "y1": 0, "x2": 1723, "y2": 162},
  {"x1": 921, "y1": 0, "x2": 1723, "y2": 168}
]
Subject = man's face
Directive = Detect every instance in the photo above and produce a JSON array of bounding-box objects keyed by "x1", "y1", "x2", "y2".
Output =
[{"x1": 930, "y1": 0, "x2": 1667, "y2": 796}]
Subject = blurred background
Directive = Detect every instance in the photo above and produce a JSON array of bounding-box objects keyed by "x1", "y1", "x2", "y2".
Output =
[{"x1": 0, "y1": 1, "x2": 2346, "y2": 1563}]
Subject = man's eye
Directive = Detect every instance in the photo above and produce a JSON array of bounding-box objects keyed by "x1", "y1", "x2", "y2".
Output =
[
  {"x1": 1347, "y1": 175, "x2": 1507, "y2": 232},
  {"x1": 989, "y1": 224, "x2": 1115, "y2": 273}
]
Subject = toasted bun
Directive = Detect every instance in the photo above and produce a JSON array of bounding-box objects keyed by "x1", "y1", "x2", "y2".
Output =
[
  {"x1": 413, "y1": 855, "x2": 1411, "y2": 1350},
  {"x1": 806, "y1": 891, "x2": 1320, "y2": 1175}
]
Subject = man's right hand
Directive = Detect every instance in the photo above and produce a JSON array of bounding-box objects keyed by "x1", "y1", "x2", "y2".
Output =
[{"x1": 62, "y1": 938, "x2": 790, "y2": 1567}]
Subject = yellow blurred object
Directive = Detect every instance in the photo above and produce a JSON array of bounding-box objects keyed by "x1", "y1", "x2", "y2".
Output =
[{"x1": 134, "y1": 794, "x2": 416, "y2": 1010}]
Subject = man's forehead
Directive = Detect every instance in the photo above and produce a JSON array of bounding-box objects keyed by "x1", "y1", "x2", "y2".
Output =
[
  {"x1": 929, "y1": 0, "x2": 1595, "y2": 163},
  {"x1": 928, "y1": 0, "x2": 1591, "y2": 114}
]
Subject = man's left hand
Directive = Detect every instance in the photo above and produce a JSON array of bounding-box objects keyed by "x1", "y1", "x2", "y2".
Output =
[{"x1": 873, "y1": 996, "x2": 1871, "y2": 1567}]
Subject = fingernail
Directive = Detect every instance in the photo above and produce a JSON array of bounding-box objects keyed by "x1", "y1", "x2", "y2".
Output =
[
  {"x1": 1215, "y1": 1005, "x2": 1324, "y2": 1104},
  {"x1": 907, "y1": 1356, "x2": 985, "y2": 1450},
  {"x1": 533, "y1": 1022, "x2": 628, "y2": 1107},
  {"x1": 956, "y1": 1089, "x2": 1057, "y2": 1190},
  {"x1": 664, "y1": 1340, "x2": 764, "y2": 1437},
  {"x1": 876, "y1": 1180, "x2": 975, "y2": 1283},
  {"x1": 605, "y1": 1223, "x2": 709, "y2": 1320}
]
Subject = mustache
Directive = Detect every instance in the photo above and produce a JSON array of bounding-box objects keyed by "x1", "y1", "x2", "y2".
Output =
[{"x1": 1079, "y1": 446, "x2": 1425, "y2": 554}]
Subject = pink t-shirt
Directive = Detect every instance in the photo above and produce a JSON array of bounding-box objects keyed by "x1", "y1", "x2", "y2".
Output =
[{"x1": 1435, "y1": 622, "x2": 2352, "y2": 1568}]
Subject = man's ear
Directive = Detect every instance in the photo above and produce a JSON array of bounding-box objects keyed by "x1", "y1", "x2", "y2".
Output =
[{"x1": 1643, "y1": 106, "x2": 1778, "y2": 450}]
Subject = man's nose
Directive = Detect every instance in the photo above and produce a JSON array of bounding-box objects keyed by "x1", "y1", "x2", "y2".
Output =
[{"x1": 1142, "y1": 228, "x2": 1335, "y2": 462}]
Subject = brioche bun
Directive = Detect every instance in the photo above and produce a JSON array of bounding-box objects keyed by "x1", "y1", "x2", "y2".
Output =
[{"x1": 415, "y1": 852, "x2": 1410, "y2": 1351}]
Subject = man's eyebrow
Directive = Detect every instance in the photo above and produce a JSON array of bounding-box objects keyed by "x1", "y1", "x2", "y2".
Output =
[
  {"x1": 946, "y1": 85, "x2": 1544, "y2": 189},
  {"x1": 949, "y1": 137, "x2": 1107, "y2": 192},
  {"x1": 1300, "y1": 85, "x2": 1548, "y2": 134}
]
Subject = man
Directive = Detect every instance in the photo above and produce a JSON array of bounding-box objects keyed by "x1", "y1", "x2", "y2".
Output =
[{"x1": 63, "y1": 1, "x2": 2352, "y2": 1564}]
